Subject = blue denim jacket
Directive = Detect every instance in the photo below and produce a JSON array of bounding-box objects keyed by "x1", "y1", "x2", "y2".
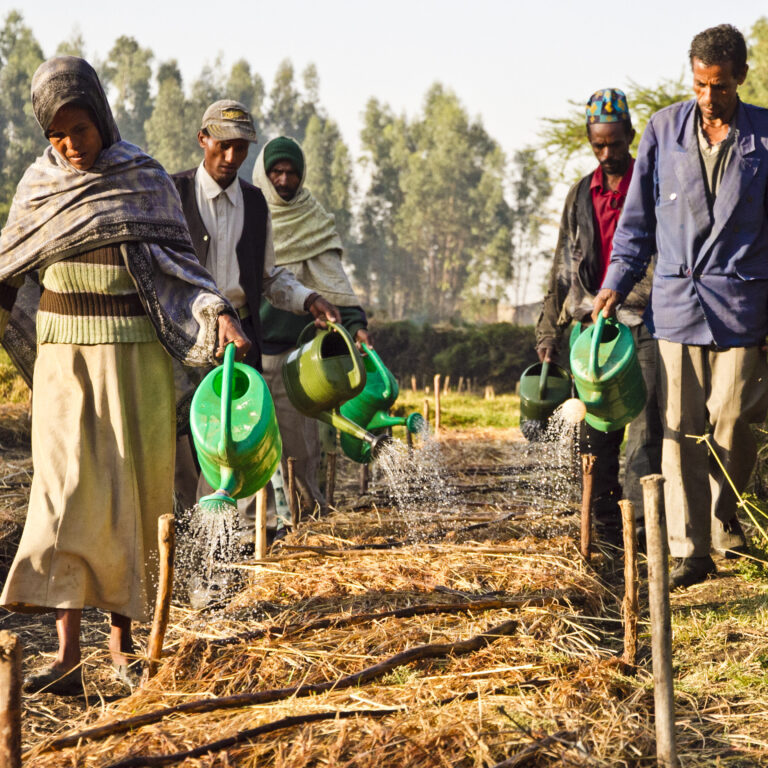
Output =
[{"x1": 603, "y1": 99, "x2": 768, "y2": 346}]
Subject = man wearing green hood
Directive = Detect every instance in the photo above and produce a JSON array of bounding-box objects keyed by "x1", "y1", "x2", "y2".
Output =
[{"x1": 253, "y1": 136, "x2": 370, "y2": 522}]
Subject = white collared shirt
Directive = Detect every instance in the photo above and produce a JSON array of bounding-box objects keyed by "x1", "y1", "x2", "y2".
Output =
[{"x1": 194, "y1": 162, "x2": 311, "y2": 312}]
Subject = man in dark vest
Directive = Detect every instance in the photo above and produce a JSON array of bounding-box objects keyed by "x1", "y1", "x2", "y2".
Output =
[{"x1": 172, "y1": 100, "x2": 339, "y2": 526}]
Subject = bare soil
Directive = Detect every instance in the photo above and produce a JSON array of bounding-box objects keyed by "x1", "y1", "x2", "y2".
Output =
[{"x1": 1, "y1": 406, "x2": 766, "y2": 767}]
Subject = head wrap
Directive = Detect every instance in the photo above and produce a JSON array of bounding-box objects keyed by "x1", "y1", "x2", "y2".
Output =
[
  {"x1": 263, "y1": 136, "x2": 305, "y2": 178},
  {"x1": 252, "y1": 140, "x2": 357, "y2": 305},
  {"x1": 31, "y1": 56, "x2": 120, "y2": 148},
  {"x1": 586, "y1": 88, "x2": 631, "y2": 126},
  {"x1": 2, "y1": 57, "x2": 234, "y2": 370},
  {"x1": 200, "y1": 99, "x2": 257, "y2": 142}
]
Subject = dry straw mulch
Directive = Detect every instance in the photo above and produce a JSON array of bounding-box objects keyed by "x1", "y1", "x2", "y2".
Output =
[{"x1": 5, "y1": 425, "x2": 768, "y2": 767}]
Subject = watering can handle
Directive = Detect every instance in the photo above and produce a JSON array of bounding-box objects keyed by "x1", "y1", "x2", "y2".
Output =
[
  {"x1": 588, "y1": 313, "x2": 607, "y2": 380},
  {"x1": 218, "y1": 343, "x2": 236, "y2": 455},
  {"x1": 537, "y1": 360, "x2": 550, "y2": 400},
  {"x1": 361, "y1": 343, "x2": 393, "y2": 400},
  {"x1": 328, "y1": 320, "x2": 364, "y2": 390},
  {"x1": 294, "y1": 321, "x2": 364, "y2": 390},
  {"x1": 295, "y1": 321, "x2": 318, "y2": 348}
]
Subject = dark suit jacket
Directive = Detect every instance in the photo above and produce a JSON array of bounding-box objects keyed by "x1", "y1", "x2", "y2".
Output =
[{"x1": 173, "y1": 169, "x2": 268, "y2": 369}]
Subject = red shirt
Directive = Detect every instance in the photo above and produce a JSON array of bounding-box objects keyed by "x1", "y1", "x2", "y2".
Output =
[{"x1": 590, "y1": 158, "x2": 635, "y2": 285}]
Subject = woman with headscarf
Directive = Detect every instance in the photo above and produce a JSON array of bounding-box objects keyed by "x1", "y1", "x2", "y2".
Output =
[{"x1": 0, "y1": 56, "x2": 250, "y2": 695}]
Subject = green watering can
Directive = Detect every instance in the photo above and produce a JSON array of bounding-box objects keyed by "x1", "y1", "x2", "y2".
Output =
[
  {"x1": 519, "y1": 360, "x2": 573, "y2": 440},
  {"x1": 338, "y1": 343, "x2": 425, "y2": 463},
  {"x1": 282, "y1": 321, "x2": 390, "y2": 459},
  {"x1": 569, "y1": 314, "x2": 646, "y2": 432},
  {"x1": 191, "y1": 343, "x2": 282, "y2": 511}
]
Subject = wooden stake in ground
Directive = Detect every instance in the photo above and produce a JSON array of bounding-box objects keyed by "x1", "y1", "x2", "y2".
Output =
[
  {"x1": 411, "y1": 375, "x2": 417, "y2": 393},
  {"x1": 457, "y1": 375, "x2": 464, "y2": 393},
  {"x1": 144, "y1": 514, "x2": 175, "y2": 681},
  {"x1": 287, "y1": 457, "x2": 299, "y2": 527},
  {"x1": 641, "y1": 473, "x2": 678, "y2": 768},
  {"x1": 443, "y1": 375, "x2": 451, "y2": 395},
  {"x1": 254, "y1": 487, "x2": 268, "y2": 559},
  {"x1": 0, "y1": 631, "x2": 22, "y2": 768},
  {"x1": 580, "y1": 454, "x2": 596, "y2": 562},
  {"x1": 619, "y1": 499, "x2": 639, "y2": 665},
  {"x1": 359, "y1": 463, "x2": 369, "y2": 494},
  {"x1": 422, "y1": 398, "x2": 430, "y2": 426},
  {"x1": 325, "y1": 451, "x2": 337, "y2": 510},
  {"x1": 433, "y1": 374, "x2": 442, "y2": 435},
  {"x1": 406, "y1": 429, "x2": 413, "y2": 449}
]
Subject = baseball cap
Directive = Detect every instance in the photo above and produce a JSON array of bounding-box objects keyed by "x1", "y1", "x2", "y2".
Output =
[{"x1": 201, "y1": 99, "x2": 257, "y2": 142}]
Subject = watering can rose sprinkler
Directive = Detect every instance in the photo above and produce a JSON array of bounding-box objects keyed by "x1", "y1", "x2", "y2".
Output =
[
  {"x1": 191, "y1": 343, "x2": 282, "y2": 513},
  {"x1": 282, "y1": 321, "x2": 392, "y2": 459},
  {"x1": 338, "y1": 343, "x2": 425, "y2": 463}
]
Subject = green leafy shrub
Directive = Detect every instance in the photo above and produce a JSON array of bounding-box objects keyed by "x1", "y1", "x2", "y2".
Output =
[{"x1": 370, "y1": 321, "x2": 537, "y2": 394}]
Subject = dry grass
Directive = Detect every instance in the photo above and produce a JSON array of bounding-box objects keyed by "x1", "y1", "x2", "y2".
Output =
[{"x1": 2, "y1": 421, "x2": 768, "y2": 766}]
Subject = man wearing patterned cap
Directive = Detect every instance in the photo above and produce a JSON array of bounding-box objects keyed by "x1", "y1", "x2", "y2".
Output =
[
  {"x1": 595, "y1": 25, "x2": 768, "y2": 587},
  {"x1": 171, "y1": 101, "x2": 341, "y2": 548},
  {"x1": 537, "y1": 88, "x2": 662, "y2": 553}
]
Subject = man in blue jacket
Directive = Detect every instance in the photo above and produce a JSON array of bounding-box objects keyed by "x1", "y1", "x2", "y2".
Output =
[{"x1": 594, "y1": 24, "x2": 768, "y2": 588}]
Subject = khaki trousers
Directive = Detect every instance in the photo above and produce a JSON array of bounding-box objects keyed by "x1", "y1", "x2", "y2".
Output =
[{"x1": 658, "y1": 340, "x2": 768, "y2": 558}]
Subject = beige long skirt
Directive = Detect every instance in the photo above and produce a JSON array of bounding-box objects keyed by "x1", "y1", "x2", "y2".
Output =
[{"x1": 0, "y1": 341, "x2": 175, "y2": 622}]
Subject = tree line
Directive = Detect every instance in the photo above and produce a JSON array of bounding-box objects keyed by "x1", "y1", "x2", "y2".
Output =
[
  {"x1": 0, "y1": 10, "x2": 552, "y2": 324},
  {"x1": 1, "y1": 12, "x2": 767, "y2": 324}
]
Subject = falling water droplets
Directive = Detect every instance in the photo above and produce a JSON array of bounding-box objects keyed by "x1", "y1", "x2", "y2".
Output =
[
  {"x1": 176, "y1": 503, "x2": 242, "y2": 609},
  {"x1": 374, "y1": 425, "x2": 450, "y2": 535}
]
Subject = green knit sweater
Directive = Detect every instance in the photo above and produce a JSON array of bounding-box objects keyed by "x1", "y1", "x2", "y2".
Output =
[{"x1": 36, "y1": 245, "x2": 155, "y2": 344}]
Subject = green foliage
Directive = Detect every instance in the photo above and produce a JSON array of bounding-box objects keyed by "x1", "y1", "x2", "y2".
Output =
[
  {"x1": 266, "y1": 59, "x2": 317, "y2": 141},
  {"x1": 356, "y1": 86, "x2": 542, "y2": 323},
  {"x1": 393, "y1": 390, "x2": 520, "y2": 429},
  {"x1": 0, "y1": 348, "x2": 29, "y2": 403},
  {"x1": 144, "y1": 65, "x2": 200, "y2": 173},
  {"x1": 508, "y1": 148, "x2": 553, "y2": 306},
  {"x1": 371, "y1": 321, "x2": 537, "y2": 393},
  {"x1": 742, "y1": 16, "x2": 768, "y2": 106},
  {"x1": 0, "y1": 10, "x2": 45, "y2": 227},
  {"x1": 539, "y1": 76, "x2": 689, "y2": 183},
  {"x1": 226, "y1": 59, "x2": 265, "y2": 123},
  {"x1": 101, "y1": 36, "x2": 154, "y2": 148},
  {"x1": 55, "y1": 29, "x2": 85, "y2": 58},
  {"x1": 303, "y1": 114, "x2": 353, "y2": 240}
]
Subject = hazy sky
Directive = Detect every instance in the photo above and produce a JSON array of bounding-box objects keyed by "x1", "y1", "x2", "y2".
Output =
[
  {"x1": 17, "y1": 1, "x2": 767, "y2": 160},
  {"x1": 12, "y1": 1, "x2": 768, "y2": 301}
]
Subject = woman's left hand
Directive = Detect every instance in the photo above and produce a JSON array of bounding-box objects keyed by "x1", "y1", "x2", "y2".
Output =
[{"x1": 216, "y1": 313, "x2": 251, "y2": 362}]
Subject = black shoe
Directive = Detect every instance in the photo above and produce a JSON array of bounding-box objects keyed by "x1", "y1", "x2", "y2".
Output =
[
  {"x1": 724, "y1": 544, "x2": 750, "y2": 560},
  {"x1": 669, "y1": 556, "x2": 716, "y2": 589},
  {"x1": 22, "y1": 665, "x2": 83, "y2": 696}
]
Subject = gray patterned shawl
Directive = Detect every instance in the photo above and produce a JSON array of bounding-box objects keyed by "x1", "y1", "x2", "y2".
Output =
[{"x1": 0, "y1": 56, "x2": 234, "y2": 367}]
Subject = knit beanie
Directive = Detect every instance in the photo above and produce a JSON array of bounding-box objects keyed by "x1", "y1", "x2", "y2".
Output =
[{"x1": 263, "y1": 136, "x2": 304, "y2": 177}]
